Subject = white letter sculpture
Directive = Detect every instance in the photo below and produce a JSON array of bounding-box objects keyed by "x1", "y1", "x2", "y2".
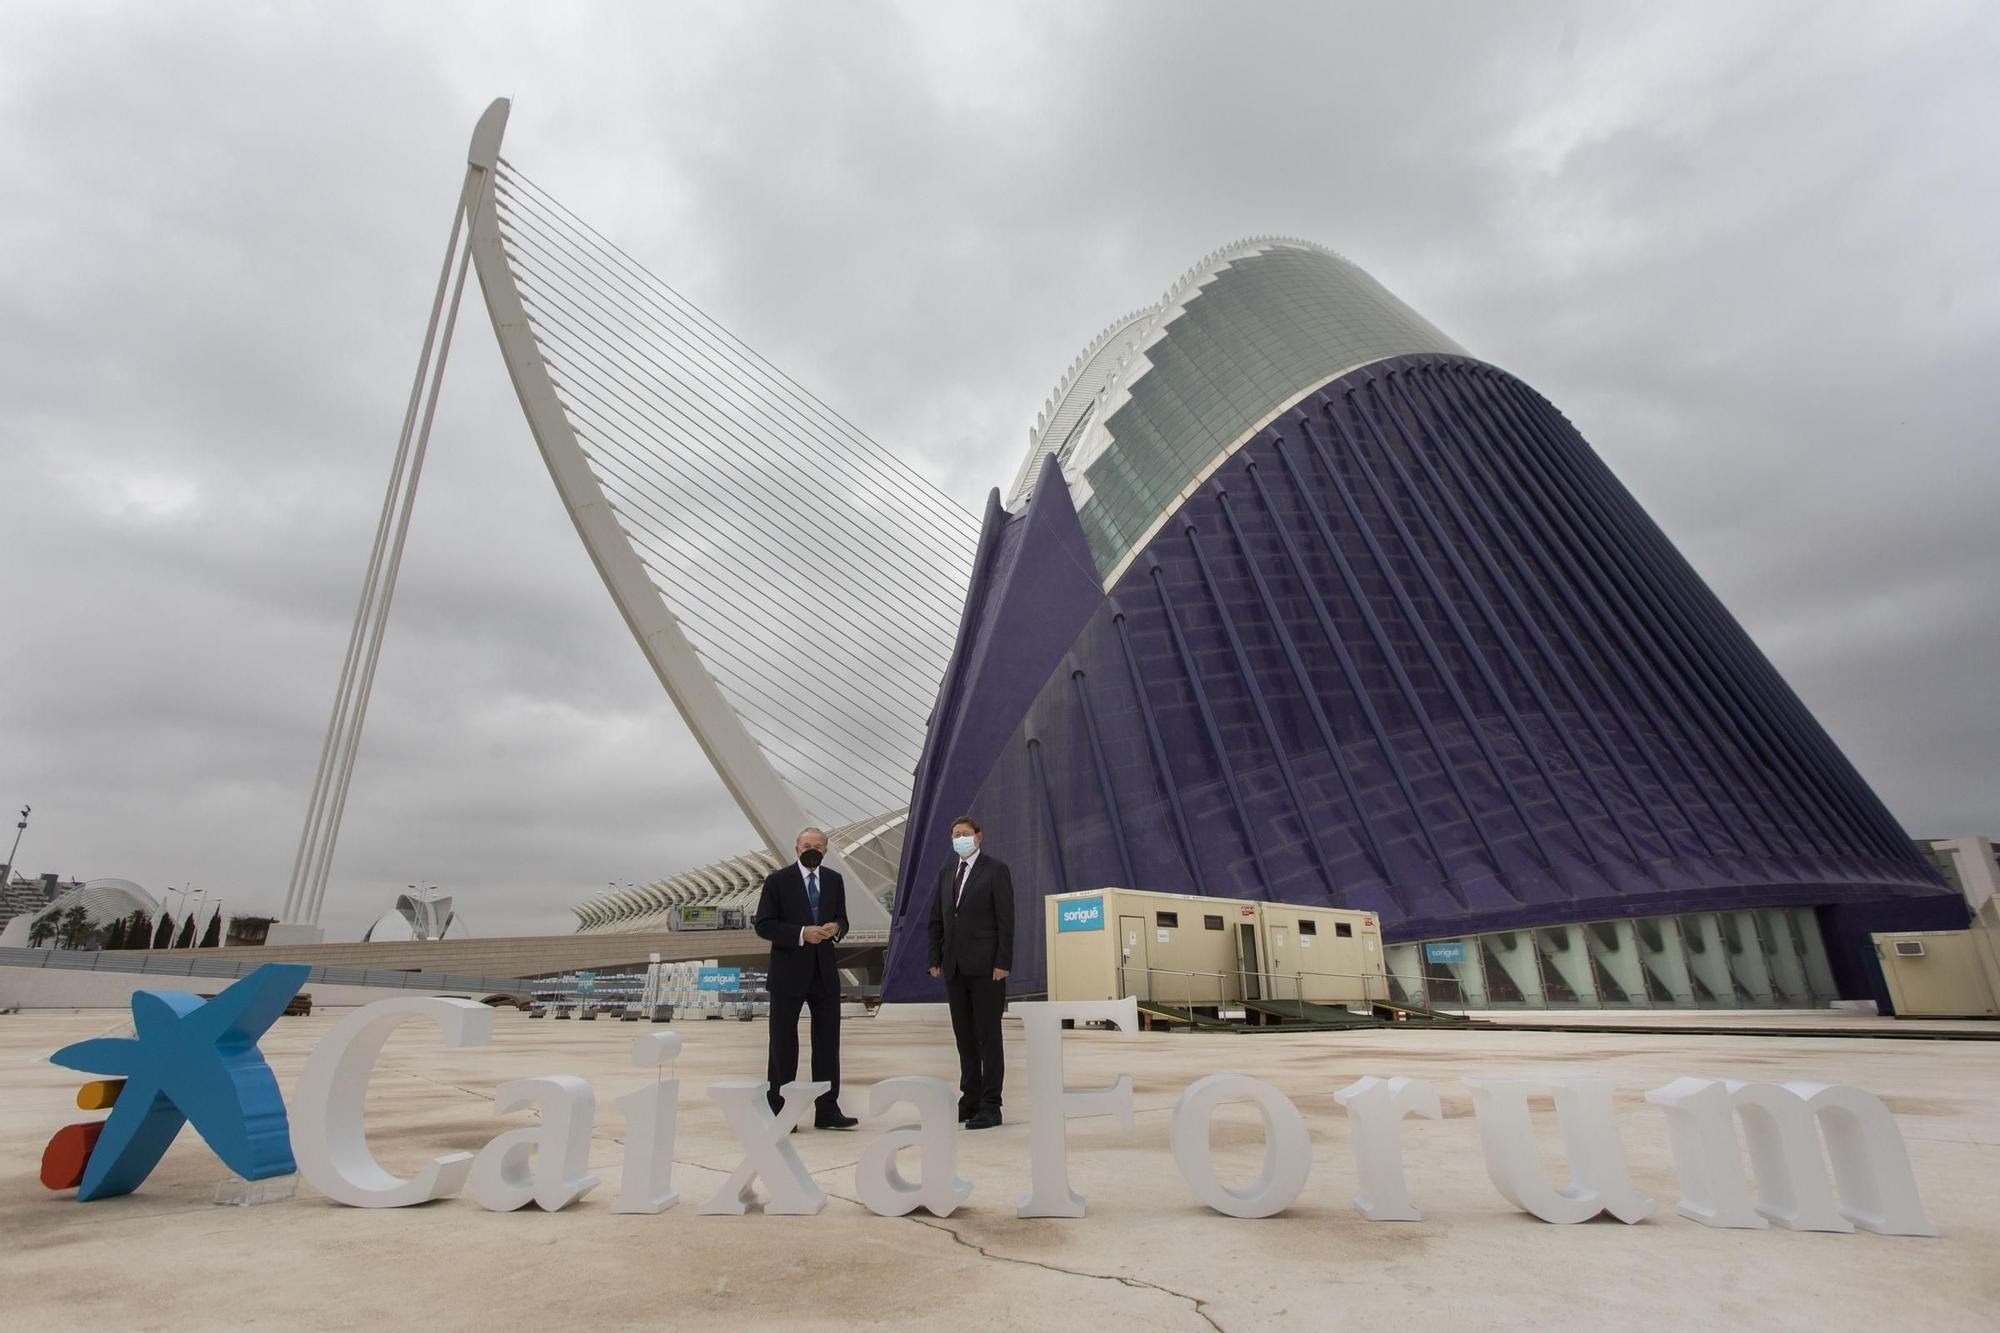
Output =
[
  {"x1": 1015, "y1": 998, "x2": 1138, "y2": 1218},
  {"x1": 613, "y1": 1032, "x2": 682, "y2": 1215},
  {"x1": 470, "y1": 1075, "x2": 601, "y2": 1212},
  {"x1": 1646, "y1": 1077, "x2": 1935, "y2": 1235},
  {"x1": 699, "y1": 1080, "x2": 829, "y2": 1216},
  {"x1": 1334, "y1": 1075, "x2": 1442, "y2": 1221},
  {"x1": 291, "y1": 997, "x2": 494, "y2": 1208},
  {"x1": 1465, "y1": 1077, "x2": 1654, "y2": 1224},
  {"x1": 1170, "y1": 1074, "x2": 1311, "y2": 1218},
  {"x1": 1646, "y1": 1076, "x2": 1768, "y2": 1229},
  {"x1": 857, "y1": 1076, "x2": 973, "y2": 1218}
]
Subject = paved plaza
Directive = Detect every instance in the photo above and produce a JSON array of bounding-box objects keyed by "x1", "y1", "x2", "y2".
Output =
[{"x1": 4, "y1": 1006, "x2": 1996, "y2": 1331}]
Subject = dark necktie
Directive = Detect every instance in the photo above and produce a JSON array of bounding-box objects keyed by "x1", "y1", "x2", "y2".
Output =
[
  {"x1": 954, "y1": 859, "x2": 968, "y2": 907},
  {"x1": 806, "y1": 871, "x2": 820, "y2": 923}
]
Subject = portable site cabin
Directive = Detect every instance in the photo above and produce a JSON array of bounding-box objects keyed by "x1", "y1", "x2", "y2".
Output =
[
  {"x1": 1871, "y1": 927, "x2": 2000, "y2": 1017},
  {"x1": 1045, "y1": 887, "x2": 1385, "y2": 1009}
]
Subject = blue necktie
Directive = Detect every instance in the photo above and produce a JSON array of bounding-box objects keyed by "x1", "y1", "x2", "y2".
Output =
[{"x1": 806, "y1": 871, "x2": 820, "y2": 924}]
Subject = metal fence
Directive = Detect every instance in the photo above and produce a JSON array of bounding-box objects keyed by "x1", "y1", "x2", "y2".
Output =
[
  {"x1": 1113, "y1": 964, "x2": 1471, "y2": 1018},
  {"x1": 0, "y1": 946, "x2": 532, "y2": 996}
]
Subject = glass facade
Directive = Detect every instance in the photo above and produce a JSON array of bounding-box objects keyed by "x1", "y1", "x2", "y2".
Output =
[
  {"x1": 1384, "y1": 906, "x2": 1840, "y2": 1010},
  {"x1": 1052, "y1": 243, "x2": 1463, "y2": 576}
]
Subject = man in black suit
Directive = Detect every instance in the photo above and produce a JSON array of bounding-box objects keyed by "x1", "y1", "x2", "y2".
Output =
[
  {"x1": 927, "y1": 815, "x2": 1014, "y2": 1129},
  {"x1": 753, "y1": 826, "x2": 858, "y2": 1130}
]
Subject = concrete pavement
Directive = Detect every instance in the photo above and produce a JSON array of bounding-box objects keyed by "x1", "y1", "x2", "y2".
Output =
[{"x1": 4, "y1": 1006, "x2": 1995, "y2": 1331}]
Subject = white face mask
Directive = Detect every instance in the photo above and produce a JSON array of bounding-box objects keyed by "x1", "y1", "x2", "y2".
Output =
[{"x1": 952, "y1": 834, "x2": 978, "y2": 859}]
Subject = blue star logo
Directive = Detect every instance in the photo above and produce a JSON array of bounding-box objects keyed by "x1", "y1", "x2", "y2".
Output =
[{"x1": 50, "y1": 963, "x2": 308, "y2": 1201}]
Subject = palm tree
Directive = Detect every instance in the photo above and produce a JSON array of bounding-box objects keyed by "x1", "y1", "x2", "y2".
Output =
[
  {"x1": 101, "y1": 917, "x2": 127, "y2": 950},
  {"x1": 27, "y1": 912, "x2": 57, "y2": 948},
  {"x1": 56, "y1": 904, "x2": 92, "y2": 950},
  {"x1": 123, "y1": 910, "x2": 150, "y2": 949}
]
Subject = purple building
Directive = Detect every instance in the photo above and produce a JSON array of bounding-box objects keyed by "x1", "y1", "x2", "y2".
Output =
[{"x1": 883, "y1": 238, "x2": 1957, "y2": 1008}]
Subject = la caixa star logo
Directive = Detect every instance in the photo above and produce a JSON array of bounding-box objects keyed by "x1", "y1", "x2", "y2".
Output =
[{"x1": 41, "y1": 964, "x2": 309, "y2": 1200}]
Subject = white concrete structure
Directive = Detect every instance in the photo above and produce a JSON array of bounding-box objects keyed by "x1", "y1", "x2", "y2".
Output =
[
  {"x1": 362, "y1": 891, "x2": 465, "y2": 943},
  {"x1": 283, "y1": 99, "x2": 984, "y2": 940},
  {"x1": 1925, "y1": 836, "x2": 2000, "y2": 915},
  {"x1": 468, "y1": 99, "x2": 983, "y2": 929},
  {"x1": 571, "y1": 809, "x2": 904, "y2": 936},
  {"x1": 0, "y1": 878, "x2": 157, "y2": 948}
]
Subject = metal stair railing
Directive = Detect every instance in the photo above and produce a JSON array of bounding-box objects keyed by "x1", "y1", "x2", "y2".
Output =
[{"x1": 1108, "y1": 963, "x2": 1470, "y2": 1021}]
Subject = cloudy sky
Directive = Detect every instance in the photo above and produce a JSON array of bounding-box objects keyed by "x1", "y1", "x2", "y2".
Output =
[{"x1": 2, "y1": 1, "x2": 1993, "y2": 939}]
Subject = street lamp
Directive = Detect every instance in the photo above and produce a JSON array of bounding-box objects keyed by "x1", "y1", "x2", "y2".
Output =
[
  {"x1": 157, "y1": 886, "x2": 186, "y2": 949},
  {"x1": 180, "y1": 888, "x2": 205, "y2": 949},
  {"x1": 3, "y1": 804, "x2": 28, "y2": 886}
]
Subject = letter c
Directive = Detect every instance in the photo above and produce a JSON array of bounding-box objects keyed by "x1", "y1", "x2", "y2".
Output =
[{"x1": 291, "y1": 997, "x2": 494, "y2": 1207}]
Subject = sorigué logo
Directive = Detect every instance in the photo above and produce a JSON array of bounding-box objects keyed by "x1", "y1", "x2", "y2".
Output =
[{"x1": 1058, "y1": 897, "x2": 1104, "y2": 932}]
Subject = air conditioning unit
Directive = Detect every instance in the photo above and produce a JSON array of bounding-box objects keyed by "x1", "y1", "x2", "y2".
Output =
[{"x1": 1892, "y1": 940, "x2": 1926, "y2": 958}]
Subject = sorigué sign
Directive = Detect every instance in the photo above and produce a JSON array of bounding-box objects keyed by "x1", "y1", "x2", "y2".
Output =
[
  {"x1": 40, "y1": 965, "x2": 1936, "y2": 1236},
  {"x1": 1057, "y1": 896, "x2": 1104, "y2": 932}
]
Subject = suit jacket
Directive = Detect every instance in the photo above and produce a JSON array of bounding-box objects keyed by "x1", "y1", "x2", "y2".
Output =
[
  {"x1": 753, "y1": 863, "x2": 848, "y2": 998},
  {"x1": 928, "y1": 853, "x2": 1015, "y2": 978}
]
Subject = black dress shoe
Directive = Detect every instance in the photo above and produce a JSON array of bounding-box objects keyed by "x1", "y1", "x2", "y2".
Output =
[
  {"x1": 958, "y1": 1109, "x2": 976, "y2": 1124},
  {"x1": 815, "y1": 1112, "x2": 859, "y2": 1130},
  {"x1": 965, "y1": 1110, "x2": 1001, "y2": 1130}
]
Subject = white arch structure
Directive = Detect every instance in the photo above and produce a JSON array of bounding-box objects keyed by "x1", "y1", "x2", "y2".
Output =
[{"x1": 279, "y1": 99, "x2": 977, "y2": 940}]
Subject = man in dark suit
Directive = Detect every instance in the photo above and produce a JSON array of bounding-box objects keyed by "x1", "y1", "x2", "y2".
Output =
[
  {"x1": 753, "y1": 827, "x2": 858, "y2": 1130},
  {"x1": 927, "y1": 815, "x2": 1014, "y2": 1129}
]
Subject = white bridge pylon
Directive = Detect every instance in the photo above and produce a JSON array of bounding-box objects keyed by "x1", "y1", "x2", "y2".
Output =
[{"x1": 281, "y1": 99, "x2": 977, "y2": 937}]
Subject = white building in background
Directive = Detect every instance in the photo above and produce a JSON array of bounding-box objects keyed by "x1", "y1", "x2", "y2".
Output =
[
  {"x1": 362, "y1": 891, "x2": 468, "y2": 943},
  {"x1": 1923, "y1": 837, "x2": 2000, "y2": 918},
  {"x1": 0, "y1": 878, "x2": 158, "y2": 947},
  {"x1": 571, "y1": 810, "x2": 906, "y2": 935},
  {"x1": 0, "y1": 872, "x2": 71, "y2": 933}
]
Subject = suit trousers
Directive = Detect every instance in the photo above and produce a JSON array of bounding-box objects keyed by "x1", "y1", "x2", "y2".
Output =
[
  {"x1": 944, "y1": 966, "x2": 1006, "y2": 1115},
  {"x1": 766, "y1": 985, "x2": 842, "y2": 1117}
]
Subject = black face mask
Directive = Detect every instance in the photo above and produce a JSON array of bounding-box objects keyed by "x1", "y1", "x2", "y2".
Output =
[{"x1": 799, "y1": 848, "x2": 825, "y2": 869}]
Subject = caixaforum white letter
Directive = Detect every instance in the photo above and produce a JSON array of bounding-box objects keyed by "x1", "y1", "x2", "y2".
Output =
[{"x1": 283, "y1": 993, "x2": 1935, "y2": 1237}]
